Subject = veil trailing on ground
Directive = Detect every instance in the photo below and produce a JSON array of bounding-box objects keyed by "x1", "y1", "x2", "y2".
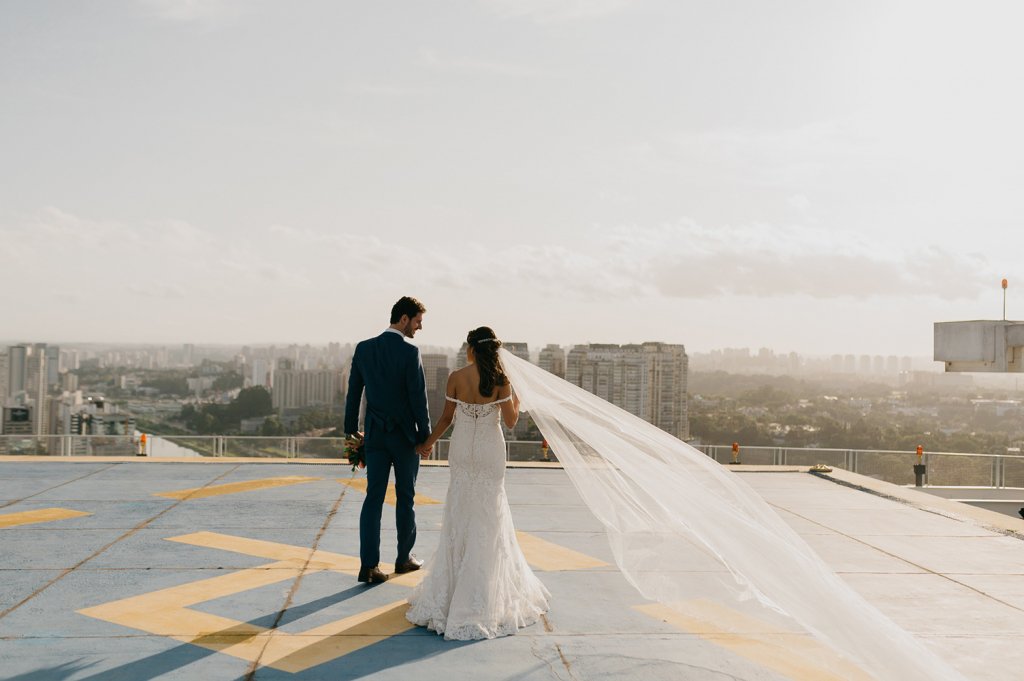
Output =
[{"x1": 498, "y1": 349, "x2": 966, "y2": 681}]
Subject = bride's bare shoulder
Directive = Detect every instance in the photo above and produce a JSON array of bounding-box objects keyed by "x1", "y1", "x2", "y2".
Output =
[{"x1": 449, "y1": 365, "x2": 475, "y2": 389}]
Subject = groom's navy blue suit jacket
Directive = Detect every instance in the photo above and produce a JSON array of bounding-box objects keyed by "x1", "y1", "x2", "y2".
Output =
[{"x1": 344, "y1": 331, "x2": 431, "y2": 445}]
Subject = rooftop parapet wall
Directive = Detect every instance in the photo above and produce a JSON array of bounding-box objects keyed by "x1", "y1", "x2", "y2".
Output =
[{"x1": 934, "y1": 320, "x2": 1024, "y2": 372}]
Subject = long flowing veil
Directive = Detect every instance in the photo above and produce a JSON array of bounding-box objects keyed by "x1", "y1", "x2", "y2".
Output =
[{"x1": 498, "y1": 349, "x2": 966, "y2": 681}]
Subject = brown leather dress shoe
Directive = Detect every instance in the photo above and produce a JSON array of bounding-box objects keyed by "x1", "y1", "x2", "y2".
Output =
[
  {"x1": 357, "y1": 566, "x2": 389, "y2": 583},
  {"x1": 394, "y1": 555, "x2": 424, "y2": 574}
]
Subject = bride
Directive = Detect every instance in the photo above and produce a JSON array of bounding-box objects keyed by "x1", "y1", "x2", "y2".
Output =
[
  {"x1": 405, "y1": 327, "x2": 550, "y2": 640},
  {"x1": 409, "y1": 330, "x2": 967, "y2": 681}
]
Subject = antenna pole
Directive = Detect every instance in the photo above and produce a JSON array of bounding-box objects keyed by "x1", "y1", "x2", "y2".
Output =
[{"x1": 1003, "y1": 279, "x2": 1009, "y2": 321}]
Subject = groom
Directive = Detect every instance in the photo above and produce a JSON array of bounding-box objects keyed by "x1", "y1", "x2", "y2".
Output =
[{"x1": 345, "y1": 296, "x2": 433, "y2": 584}]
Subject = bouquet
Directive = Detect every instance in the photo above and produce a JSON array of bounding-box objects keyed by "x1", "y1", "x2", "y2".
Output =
[{"x1": 345, "y1": 433, "x2": 366, "y2": 473}]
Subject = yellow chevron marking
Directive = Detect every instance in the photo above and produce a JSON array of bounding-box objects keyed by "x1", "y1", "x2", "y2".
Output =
[
  {"x1": 0, "y1": 507, "x2": 92, "y2": 528},
  {"x1": 635, "y1": 600, "x2": 876, "y2": 681},
  {"x1": 77, "y1": 532, "x2": 424, "y2": 673},
  {"x1": 153, "y1": 476, "x2": 322, "y2": 500},
  {"x1": 336, "y1": 478, "x2": 442, "y2": 506}
]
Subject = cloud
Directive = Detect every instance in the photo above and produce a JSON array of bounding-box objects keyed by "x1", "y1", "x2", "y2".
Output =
[
  {"x1": 666, "y1": 121, "x2": 882, "y2": 188},
  {"x1": 2, "y1": 207, "x2": 1007, "y2": 345},
  {"x1": 127, "y1": 282, "x2": 188, "y2": 298},
  {"x1": 268, "y1": 221, "x2": 995, "y2": 302},
  {"x1": 483, "y1": 0, "x2": 640, "y2": 23},
  {"x1": 787, "y1": 195, "x2": 810, "y2": 212},
  {"x1": 342, "y1": 82, "x2": 428, "y2": 97},
  {"x1": 416, "y1": 49, "x2": 546, "y2": 77},
  {"x1": 141, "y1": 0, "x2": 241, "y2": 22},
  {"x1": 0, "y1": 208, "x2": 307, "y2": 310},
  {"x1": 621, "y1": 222, "x2": 991, "y2": 300}
]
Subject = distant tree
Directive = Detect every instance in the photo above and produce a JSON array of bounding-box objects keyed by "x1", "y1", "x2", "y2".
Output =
[
  {"x1": 227, "y1": 386, "x2": 274, "y2": 422},
  {"x1": 257, "y1": 417, "x2": 288, "y2": 436},
  {"x1": 179, "y1": 404, "x2": 197, "y2": 422},
  {"x1": 737, "y1": 385, "x2": 795, "y2": 409},
  {"x1": 213, "y1": 371, "x2": 244, "y2": 392},
  {"x1": 292, "y1": 409, "x2": 343, "y2": 434},
  {"x1": 196, "y1": 412, "x2": 220, "y2": 435},
  {"x1": 143, "y1": 374, "x2": 190, "y2": 397}
]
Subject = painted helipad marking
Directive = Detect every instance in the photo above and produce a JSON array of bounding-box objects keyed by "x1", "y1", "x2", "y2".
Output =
[
  {"x1": 635, "y1": 600, "x2": 874, "y2": 681},
  {"x1": 77, "y1": 532, "x2": 424, "y2": 673},
  {"x1": 515, "y1": 531, "x2": 611, "y2": 571},
  {"x1": 0, "y1": 507, "x2": 92, "y2": 528},
  {"x1": 165, "y1": 532, "x2": 424, "y2": 587},
  {"x1": 434, "y1": 523, "x2": 610, "y2": 571},
  {"x1": 336, "y1": 478, "x2": 443, "y2": 506},
  {"x1": 153, "y1": 476, "x2": 323, "y2": 500}
]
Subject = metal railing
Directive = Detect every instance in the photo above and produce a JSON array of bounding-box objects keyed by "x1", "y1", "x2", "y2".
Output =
[
  {"x1": 693, "y1": 444, "x2": 1024, "y2": 488},
  {"x1": 3, "y1": 435, "x2": 1021, "y2": 488},
  {"x1": 0, "y1": 435, "x2": 553, "y2": 463}
]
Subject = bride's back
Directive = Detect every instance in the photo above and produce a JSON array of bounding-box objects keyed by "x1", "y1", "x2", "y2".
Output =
[{"x1": 449, "y1": 364, "x2": 511, "y2": 405}]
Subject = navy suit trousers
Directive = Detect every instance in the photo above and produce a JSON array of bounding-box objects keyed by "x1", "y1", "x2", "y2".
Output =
[{"x1": 359, "y1": 427, "x2": 419, "y2": 568}]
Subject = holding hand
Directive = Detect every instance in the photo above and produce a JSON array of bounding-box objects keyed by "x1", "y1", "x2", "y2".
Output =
[{"x1": 416, "y1": 443, "x2": 433, "y2": 459}]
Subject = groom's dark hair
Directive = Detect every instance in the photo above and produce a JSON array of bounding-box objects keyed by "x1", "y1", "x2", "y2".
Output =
[{"x1": 391, "y1": 296, "x2": 426, "y2": 324}]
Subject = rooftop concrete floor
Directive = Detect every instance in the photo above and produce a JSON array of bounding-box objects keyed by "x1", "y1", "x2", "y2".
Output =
[{"x1": 1, "y1": 460, "x2": 1023, "y2": 681}]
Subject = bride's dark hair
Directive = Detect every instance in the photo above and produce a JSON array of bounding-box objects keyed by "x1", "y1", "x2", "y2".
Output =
[{"x1": 467, "y1": 327, "x2": 508, "y2": 398}]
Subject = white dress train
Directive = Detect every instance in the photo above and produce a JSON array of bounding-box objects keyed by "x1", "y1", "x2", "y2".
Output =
[{"x1": 405, "y1": 394, "x2": 551, "y2": 640}]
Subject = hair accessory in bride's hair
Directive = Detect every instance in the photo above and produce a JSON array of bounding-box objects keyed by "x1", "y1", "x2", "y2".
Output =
[{"x1": 476, "y1": 338, "x2": 500, "y2": 344}]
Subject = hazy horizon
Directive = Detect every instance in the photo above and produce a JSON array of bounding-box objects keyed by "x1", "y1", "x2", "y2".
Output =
[
  {"x1": 3, "y1": 2, "x2": 1022, "y2": 355},
  {"x1": 0, "y1": 337, "x2": 942, "y2": 364}
]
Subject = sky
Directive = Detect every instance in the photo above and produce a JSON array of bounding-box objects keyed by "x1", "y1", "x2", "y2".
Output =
[{"x1": 1, "y1": 1, "x2": 1022, "y2": 356}]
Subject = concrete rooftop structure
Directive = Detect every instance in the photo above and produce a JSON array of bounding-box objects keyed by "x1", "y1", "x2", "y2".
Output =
[
  {"x1": 934, "y1": 319, "x2": 1024, "y2": 372},
  {"x1": 2, "y1": 459, "x2": 1023, "y2": 681}
]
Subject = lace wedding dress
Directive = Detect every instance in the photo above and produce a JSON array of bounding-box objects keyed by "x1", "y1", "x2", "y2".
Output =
[{"x1": 405, "y1": 393, "x2": 551, "y2": 640}]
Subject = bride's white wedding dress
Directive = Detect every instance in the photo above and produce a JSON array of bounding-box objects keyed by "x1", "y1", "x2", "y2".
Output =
[{"x1": 405, "y1": 393, "x2": 550, "y2": 640}]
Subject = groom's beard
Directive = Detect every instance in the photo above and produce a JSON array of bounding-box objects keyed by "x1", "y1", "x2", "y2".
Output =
[{"x1": 402, "y1": 320, "x2": 416, "y2": 338}]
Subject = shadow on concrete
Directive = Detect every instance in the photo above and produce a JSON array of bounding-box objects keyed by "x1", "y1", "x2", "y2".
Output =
[
  {"x1": 29, "y1": 643, "x2": 223, "y2": 681},
  {"x1": 37, "y1": 628, "x2": 477, "y2": 681},
  {"x1": 5, "y1": 660, "x2": 99, "y2": 681},
  {"x1": 251, "y1": 633, "x2": 481, "y2": 681},
  {"x1": 49, "y1": 584, "x2": 476, "y2": 681},
  {"x1": 247, "y1": 583, "x2": 367, "y2": 629}
]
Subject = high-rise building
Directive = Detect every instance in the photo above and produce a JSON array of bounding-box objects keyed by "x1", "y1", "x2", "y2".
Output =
[
  {"x1": 503, "y1": 342, "x2": 530, "y2": 363},
  {"x1": 1, "y1": 406, "x2": 33, "y2": 436},
  {"x1": 0, "y1": 351, "x2": 7, "y2": 405},
  {"x1": 830, "y1": 354, "x2": 843, "y2": 373},
  {"x1": 252, "y1": 359, "x2": 274, "y2": 391},
  {"x1": 272, "y1": 369, "x2": 339, "y2": 412},
  {"x1": 538, "y1": 345, "x2": 566, "y2": 378},
  {"x1": 859, "y1": 355, "x2": 872, "y2": 375},
  {"x1": 844, "y1": 355, "x2": 857, "y2": 374},
  {"x1": 886, "y1": 355, "x2": 899, "y2": 375},
  {"x1": 62, "y1": 372, "x2": 79, "y2": 392},
  {"x1": 7, "y1": 345, "x2": 29, "y2": 397},
  {"x1": 44, "y1": 345, "x2": 60, "y2": 386},
  {"x1": 900, "y1": 356, "x2": 913, "y2": 372},
  {"x1": 421, "y1": 354, "x2": 451, "y2": 428},
  {"x1": 566, "y1": 342, "x2": 689, "y2": 440},
  {"x1": 25, "y1": 347, "x2": 49, "y2": 435},
  {"x1": 455, "y1": 344, "x2": 469, "y2": 371},
  {"x1": 789, "y1": 352, "x2": 800, "y2": 375},
  {"x1": 182, "y1": 344, "x2": 195, "y2": 366},
  {"x1": 872, "y1": 355, "x2": 885, "y2": 375}
]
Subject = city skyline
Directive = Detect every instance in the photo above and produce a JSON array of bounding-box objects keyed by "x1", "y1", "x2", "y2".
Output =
[
  {"x1": 0, "y1": 336, "x2": 954, "y2": 366},
  {"x1": 3, "y1": 3, "x2": 1024, "y2": 355}
]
